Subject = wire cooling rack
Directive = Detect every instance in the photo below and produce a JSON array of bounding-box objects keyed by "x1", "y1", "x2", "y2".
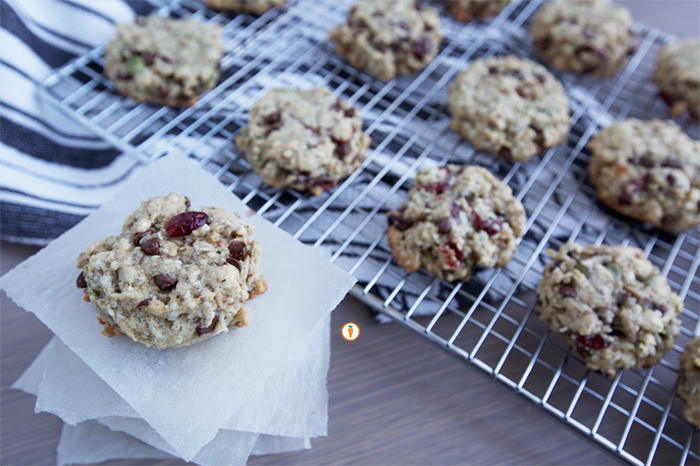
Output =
[{"x1": 41, "y1": 0, "x2": 700, "y2": 464}]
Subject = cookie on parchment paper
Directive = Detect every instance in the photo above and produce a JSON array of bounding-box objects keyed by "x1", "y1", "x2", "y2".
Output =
[{"x1": 77, "y1": 194, "x2": 267, "y2": 349}]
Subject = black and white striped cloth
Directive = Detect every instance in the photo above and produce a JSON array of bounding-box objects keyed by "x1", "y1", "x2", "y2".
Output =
[{"x1": 0, "y1": 0, "x2": 159, "y2": 245}]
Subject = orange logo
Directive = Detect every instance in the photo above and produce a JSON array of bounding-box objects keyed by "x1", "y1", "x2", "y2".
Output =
[{"x1": 342, "y1": 322, "x2": 359, "y2": 341}]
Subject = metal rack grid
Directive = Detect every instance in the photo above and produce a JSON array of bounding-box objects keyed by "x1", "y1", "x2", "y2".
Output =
[{"x1": 41, "y1": 1, "x2": 700, "y2": 464}]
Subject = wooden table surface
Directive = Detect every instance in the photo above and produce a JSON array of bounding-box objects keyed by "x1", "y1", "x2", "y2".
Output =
[{"x1": 2, "y1": 240, "x2": 623, "y2": 466}]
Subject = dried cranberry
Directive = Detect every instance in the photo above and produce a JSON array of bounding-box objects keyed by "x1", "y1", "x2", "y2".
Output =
[
  {"x1": 344, "y1": 108, "x2": 356, "y2": 117},
  {"x1": 388, "y1": 215, "x2": 414, "y2": 231},
  {"x1": 535, "y1": 73, "x2": 546, "y2": 84},
  {"x1": 472, "y1": 211, "x2": 502, "y2": 235},
  {"x1": 197, "y1": 316, "x2": 219, "y2": 335},
  {"x1": 643, "y1": 173, "x2": 655, "y2": 185},
  {"x1": 398, "y1": 21, "x2": 410, "y2": 31},
  {"x1": 226, "y1": 257, "x2": 242, "y2": 271},
  {"x1": 450, "y1": 202, "x2": 461, "y2": 218},
  {"x1": 375, "y1": 42, "x2": 388, "y2": 53},
  {"x1": 559, "y1": 285, "x2": 577, "y2": 298},
  {"x1": 264, "y1": 112, "x2": 280, "y2": 125},
  {"x1": 410, "y1": 37, "x2": 433, "y2": 60},
  {"x1": 166, "y1": 212, "x2": 209, "y2": 238},
  {"x1": 509, "y1": 69, "x2": 524, "y2": 80},
  {"x1": 331, "y1": 99, "x2": 343, "y2": 111},
  {"x1": 141, "y1": 237, "x2": 161, "y2": 256},
  {"x1": 133, "y1": 229, "x2": 154, "y2": 247},
  {"x1": 76, "y1": 272, "x2": 87, "y2": 288},
  {"x1": 136, "y1": 298, "x2": 151, "y2": 308},
  {"x1": 439, "y1": 240, "x2": 463, "y2": 270},
  {"x1": 142, "y1": 52, "x2": 155, "y2": 66},
  {"x1": 308, "y1": 178, "x2": 335, "y2": 193},
  {"x1": 158, "y1": 54, "x2": 172, "y2": 64},
  {"x1": 618, "y1": 191, "x2": 633, "y2": 205},
  {"x1": 423, "y1": 181, "x2": 449, "y2": 195},
  {"x1": 158, "y1": 87, "x2": 170, "y2": 99},
  {"x1": 666, "y1": 174, "x2": 676, "y2": 186},
  {"x1": 438, "y1": 218, "x2": 451, "y2": 234},
  {"x1": 576, "y1": 334, "x2": 610, "y2": 350},
  {"x1": 628, "y1": 178, "x2": 643, "y2": 190},
  {"x1": 488, "y1": 66, "x2": 499, "y2": 75},
  {"x1": 154, "y1": 274, "x2": 177, "y2": 291},
  {"x1": 228, "y1": 240, "x2": 247, "y2": 261}
]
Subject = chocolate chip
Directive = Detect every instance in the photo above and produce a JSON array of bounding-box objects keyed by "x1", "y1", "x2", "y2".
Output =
[
  {"x1": 76, "y1": 271, "x2": 87, "y2": 288},
  {"x1": 656, "y1": 303, "x2": 670, "y2": 314},
  {"x1": 166, "y1": 212, "x2": 209, "y2": 238},
  {"x1": 438, "y1": 218, "x2": 451, "y2": 234},
  {"x1": 498, "y1": 147, "x2": 512, "y2": 160},
  {"x1": 639, "y1": 155, "x2": 657, "y2": 168},
  {"x1": 141, "y1": 237, "x2": 161, "y2": 256},
  {"x1": 264, "y1": 112, "x2": 280, "y2": 125},
  {"x1": 226, "y1": 257, "x2": 242, "y2": 271},
  {"x1": 228, "y1": 240, "x2": 247, "y2": 261},
  {"x1": 559, "y1": 285, "x2": 576, "y2": 298},
  {"x1": 388, "y1": 214, "x2": 414, "y2": 231},
  {"x1": 154, "y1": 274, "x2": 177, "y2": 291},
  {"x1": 116, "y1": 71, "x2": 133, "y2": 81},
  {"x1": 535, "y1": 73, "x2": 546, "y2": 84},
  {"x1": 158, "y1": 86, "x2": 170, "y2": 99},
  {"x1": 662, "y1": 158, "x2": 682, "y2": 169},
  {"x1": 136, "y1": 298, "x2": 151, "y2": 308},
  {"x1": 516, "y1": 85, "x2": 533, "y2": 100},
  {"x1": 266, "y1": 122, "x2": 281, "y2": 135},
  {"x1": 488, "y1": 66, "x2": 498, "y2": 75},
  {"x1": 335, "y1": 141, "x2": 351, "y2": 158},
  {"x1": 142, "y1": 52, "x2": 155, "y2": 66},
  {"x1": 197, "y1": 316, "x2": 219, "y2": 335},
  {"x1": 133, "y1": 229, "x2": 154, "y2": 247},
  {"x1": 661, "y1": 214, "x2": 680, "y2": 228}
]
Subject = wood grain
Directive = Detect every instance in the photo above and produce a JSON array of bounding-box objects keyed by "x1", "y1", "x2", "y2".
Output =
[{"x1": 1, "y1": 240, "x2": 622, "y2": 465}]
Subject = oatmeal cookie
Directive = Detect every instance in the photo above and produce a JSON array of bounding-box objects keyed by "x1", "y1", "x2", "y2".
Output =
[
  {"x1": 678, "y1": 337, "x2": 700, "y2": 427},
  {"x1": 530, "y1": 0, "x2": 637, "y2": 77},
  {"x1": 538, "y1": 243, "x2": 682, "y2": 378},
  {"x1": 588, "y1": 119, "x2": 700, "y2": 232},
  {"x1": 386, "y1": 165, "x2": 526, "y2": 282},
  {"x1": 329, "y1": 0, "x2": 442, "y2": 80},
  {"x1": 653, "y1": 39, "x2": 700, "y2": 119},
  {"x1": 104, "y1": 15, "x2": 222, "y2": 107},
  {"x1": 447, "y1": 56, "x2": 571, "y2": 162},
  {"x1": 76, "y1": 194, "x2": 267, "y2": 349},
  {"x1": 235, "y1": 88, "x2": 371, "y2": 195},
  {"x1": 443, "y1": 0, "x2": 511, "y2": 22},
  {"x1": 205, "y1": 0, "x2": 285, "y2": 15}
]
